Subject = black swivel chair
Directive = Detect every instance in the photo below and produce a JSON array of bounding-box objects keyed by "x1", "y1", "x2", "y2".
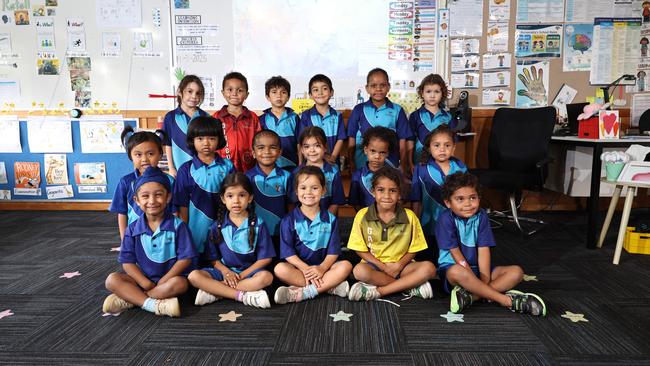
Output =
[{"x1": 470, "y1": 106, "x2": 557, "y2": 235}]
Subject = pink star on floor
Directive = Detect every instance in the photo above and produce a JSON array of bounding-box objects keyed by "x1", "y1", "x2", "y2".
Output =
[
  {"x1": 102, "y1": 312, "x2": 121, "y2": 317},
  {"x1": 59, "y1": 271, "x2": 81, "y2": 279},
  {"x1": 0, "y1": 309, "x2": 14, "y2": 319},
  {"x1": 110, "y1": 247, "x2": 121, "y2": 252}
]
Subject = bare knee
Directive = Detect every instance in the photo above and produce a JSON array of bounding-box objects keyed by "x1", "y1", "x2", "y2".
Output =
[
  {"x1": 105, "y1": 272, "x2": 121, "y2": 292},
  {"x1": 273, "y1": 262, "x2": 292, "y2": 279},
  {"x1": 166, "y1": 276, "x2": 189, "y2": 293},
  {"x1": 421, "y1": 261, "x2": 437, "y2": 279},
  {"x1": 187, "y1": 269, "x2": 207, "y2": 286},
  {"x1": 336, "y1": 260, "x2": 353, "y2": 275},
  {"x1": 511, "y1": 265, "x2": 524, "y2": 282},
  {"x1": 256, "y1": 270, "x2": 274, "y2": 287},
  {"x1": 446, "y1": 265, "x2": 470, "y2": 283},
  {"x1": 352, "y1": 263, "x2": 373, "y2": 282}
]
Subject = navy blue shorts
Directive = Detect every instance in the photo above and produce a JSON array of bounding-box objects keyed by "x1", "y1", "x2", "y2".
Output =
[
  {"x1": 202, "y1": 267, "x2": 265, "y2": 281},
  {"x1": 438, "y1": 265, "x2": 495, "y2": 294},
  {"x1": 366, "y1": 262, "x2": 401, "y2": 279}
]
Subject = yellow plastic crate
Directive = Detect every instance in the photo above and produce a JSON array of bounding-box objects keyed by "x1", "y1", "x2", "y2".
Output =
[{"x1": 624, "y1": 227, "x2": 650, "y2": 255}]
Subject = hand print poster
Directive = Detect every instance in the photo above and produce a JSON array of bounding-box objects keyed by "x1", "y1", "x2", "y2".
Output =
[{"x1": 516, "y1": 60, "x2": 549, "y2": 108}]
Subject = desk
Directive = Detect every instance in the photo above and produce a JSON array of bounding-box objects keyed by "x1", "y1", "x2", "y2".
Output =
[{"x1": 550, "y1": 136, "x2": 650, "y2": 249}]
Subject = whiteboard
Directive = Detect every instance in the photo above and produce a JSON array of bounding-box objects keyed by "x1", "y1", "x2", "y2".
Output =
[{"x1": 0, "y1": 0, "x2": 175, "y2": 111}]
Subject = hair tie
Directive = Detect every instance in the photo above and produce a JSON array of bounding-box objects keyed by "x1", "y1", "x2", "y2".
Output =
[{"x1": 122, "y1": 131, "x2": 134, "y2": 147}]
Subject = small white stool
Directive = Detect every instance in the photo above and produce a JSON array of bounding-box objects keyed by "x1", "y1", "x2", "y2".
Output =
[{"x1": 598, "y1": 179, "x2": 650, "y2": 264}]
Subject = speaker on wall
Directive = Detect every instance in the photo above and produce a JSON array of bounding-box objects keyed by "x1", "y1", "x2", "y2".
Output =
[{"x1": 449, "y1": 91, "x2": 471, "y2": 133}]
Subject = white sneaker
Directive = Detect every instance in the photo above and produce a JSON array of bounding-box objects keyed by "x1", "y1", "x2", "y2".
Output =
[
  {"x1": 102, "y1": 294, "x2": 134, "y2": 314},
  {"x1": 348, "y1": 282, "x2": 380, "y2": 301},
  {"x1": 327, "y1": 280, "x2": 350, "y2": 298},
  {"x1": 154, "y1": 297, "x2": 181, "y2": 317},
  {"x1": 242, "y1": 290, "x2": 270, "y2": 309},
  {"x1": 194, "y1": 289, "x2": 221, "y2": 306},
  {"x1": 274, "y1": 286, "x2": 303, "y2": 304},
  {"x1": 407, "y1": 281, "x2": 433, "y2": 299}
]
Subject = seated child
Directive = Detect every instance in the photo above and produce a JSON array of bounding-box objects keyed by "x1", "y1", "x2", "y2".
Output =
[
  {"x1": 188, "y1": 173, "x2": 274, "y2": 308},
  {"x1": 260, "y1": 76, "x2": 300, "y2": 170},
  {"x1": 110, "y1": 126, "x2": 175, "y2": 240},
  {"x1": 436, "y1": 172, "x2": 546, "y2": 316},
  {"x1": 347, "y1": 166, "x2": 436, "y2": 301},
  {"x1": 103, "y1": 167, "x2": 196, "y2": 317},
  {"x1": 244, "y1": 130, "x2": 291, "y2": 249},
  {"x1": 274, "y1": 166, "x2": 352, "y2": 303},
  {"x1": 174, "y1": 116, "x2": 235, "y2": 263},
  {"x1": 348, "y1": 126, "x2": 398, "y2": 211}
]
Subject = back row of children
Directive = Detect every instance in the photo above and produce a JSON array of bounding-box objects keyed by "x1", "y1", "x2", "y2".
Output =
[{"x1": 103, "y1": 69, "x2": 546, "y2": 319}]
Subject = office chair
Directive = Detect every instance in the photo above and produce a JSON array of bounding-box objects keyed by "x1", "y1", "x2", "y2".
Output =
[
  {"x1": 639, "y1": 109, "x2": 650, "y2": 134},
  {"x1": 470, "y1": 106, "x2": 557, "y2": 235}
]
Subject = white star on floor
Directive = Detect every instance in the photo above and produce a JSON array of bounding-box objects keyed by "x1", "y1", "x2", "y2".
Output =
[
  {"x1": 218, "y1": 310, "x2": 242, "y2": 322},
  {"x1": 0, "y1": 309, "x2": 13, "y2": 320},
  {"x1": 440, "y1": 311, "x2": 464, "y2": 323},
  {"x1": 110, "y1": 247, "x2": 121, "y2": 252},
  {"x1": 102, "y1": 312, "x2": 121, "y2": 317},
  {"x1": 561, "y1": 311, "x2": 588, "y2": 323},
  {"x1": 523, "y1": 274, "x2": 538, "y2": 281},
  {"x1": 329, "y1": 310, "x2": 353, "y2": 322},
  {"x1": 59, "y1": 271, "x2": 81, "y2": 279}
]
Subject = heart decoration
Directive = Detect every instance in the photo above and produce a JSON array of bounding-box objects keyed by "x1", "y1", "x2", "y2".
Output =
[{"x1": 602, "y1": 113, "x2": 618, "y2": 135}]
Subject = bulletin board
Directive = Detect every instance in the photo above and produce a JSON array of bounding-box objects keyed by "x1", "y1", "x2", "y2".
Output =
[
  {"x1": 0, "y1": 118, "x2": 137, "y2": 201},
  {"x1": 0, "y1": 0, "x2": 174, "y2": 111}
]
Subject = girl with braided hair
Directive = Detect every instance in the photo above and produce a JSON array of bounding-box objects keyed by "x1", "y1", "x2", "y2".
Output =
[{"x1": 188, "y1": 173, "x2": 275, "y2": 308}]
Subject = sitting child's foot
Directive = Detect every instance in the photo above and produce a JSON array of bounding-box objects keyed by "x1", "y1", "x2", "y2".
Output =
[
  {"x1": 407, "y1": 281, "x2": 433, "y2": 299},
  {"x1": 195, "y1": 289, "x2": 222, "y2": 306},
  {"x1": 327, "y1": 280, "x2": 350, "y2": 298},
  {"x1": 102, "y1": 294, "x2": 134, "y2": 314},
  {"x1": 508, "y1": 292, "x2": 547, "y2": 316},
  {"x1": 274, "y1": 286, "x2": 303, "y2": 304},
  {"x1": 155, "y1": 297, "x2": 181, "y2": 317},
  {"x1": 450, "y1": 285, "x2": 473, "y2": 313},
  {"x1": 242, "y1": 290, "x2": 271, "y2": 309},
  {"x1": 348, "y1": 282, "x2": 380, "y2": 301}
]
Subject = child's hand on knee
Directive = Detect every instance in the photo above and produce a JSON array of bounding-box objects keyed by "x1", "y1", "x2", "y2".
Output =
[
  {"x1": 384, "y1": 262, "x2": 402, "y2": 278},
  {"x1": 223, "y1": 271, "x2": 240, "y2": 288}
]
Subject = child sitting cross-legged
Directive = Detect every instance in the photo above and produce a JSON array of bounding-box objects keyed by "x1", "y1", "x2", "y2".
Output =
[{"x1": 436, "y1": 172, "x2": 547, "y2": 316}]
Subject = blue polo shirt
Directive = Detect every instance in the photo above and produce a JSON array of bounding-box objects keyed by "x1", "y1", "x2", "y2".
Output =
[
  {"x1": 279, "y1": 207, "x2": 341, "y2": 265},
  {"x1": 173, "y1": 155, "x2": 235, "y2": 255},
  {"x1": 162, "y1": 106, "x2": 208, "y2": 169},
  {"x1": 244, "y1": 164, "x2": 290, "y2": 236},
  {"x1": 299, "y1": 106, "x2": 346, "y2": 161},
  {"x1": 109, "y1": 169, "x2": 177, "y2": 225},
  {"x1": 204, "y1": 215, "x2": 275, "y2": 273},
  {"x1": 347, "y1": 99, "x2": 412, "y2": 168},
  {"x1": 118, "y1": 213, "x2": 197, "y2": 283},
  {"x1": 259, "y1": 107, "x2": 300, "y2": 169},
  {"x1": 288, "y1": 162, "x2": 346, "y2": 211},
  {"x1": 411, "y1": 157, "x2": 467, "y2": 235},
  {"x1": 435, "y1": 209, "x2": 495, "y2": 270},
  {"x1": 409, "y1": 106, "x2": 452, "y2": 162}
]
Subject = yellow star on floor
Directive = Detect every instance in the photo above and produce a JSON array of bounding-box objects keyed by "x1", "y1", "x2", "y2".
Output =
[
  {"x1": 523, "y1": 274, "x2": 538, "y2": 282},
  {"x1": 218, "y1": 310, "x2": 242, "y2": 322},
  {"x1": 561, "y1": 311, "x2": 588, "y2": 323}
]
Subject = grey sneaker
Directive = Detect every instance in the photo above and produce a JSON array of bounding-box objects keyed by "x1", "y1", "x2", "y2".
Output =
[
  {"x1": 242, "y1": 290, "x2": 271, "y2": 309},
  {"x1": 195, "y1": 289, "x2": 221, "y2": 306},
  {"x1": 348, "y1": 282, "x2": 380, "y2": 301},
  {"x1": 155, "y1": 297, "x2": 181, "y2": 317},
  {"x1": 327, "y1": 280, "x2": 350, "y2": 298},
  {"x1": 508, "y1": 292, "x2": 547, "y2": 316},
  {"x1": 450, "y1": 286, "x2": 473, "y2": 313},
  {"x1": 274, "y1": 286, "x2": 303, "y2": 304},
  {"x1": 102, "y1": 294, "x2": 134, "y2": 314},
  {"x1": 407, "y1": 281, "x2": 433, "y2": 299}
]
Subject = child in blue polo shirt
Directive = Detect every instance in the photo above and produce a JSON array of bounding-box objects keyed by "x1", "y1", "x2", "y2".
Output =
[
  {"x1": 162, "y1": 75, "x2": 208, "y2": 177},
  {"x1": 348, "y1": 126, "x2": 398, "y2": 211},
  {"x1": 110, "y1": 126, "x2": 176, "y2": 240},
  {"x1": 347, "y1": 68, "x2": 413, "y2": 174},
  {"x1": 288, "y1": 126, "x2": 345, "y2": 215},
  {"x1": 260, "y1": 76, "x2": 300, "y2": 170},
  {"x1": 299, "y1": 74, "x2": 346, "y2": 166},
  {"x1": 245, "y1": 130, "x2": 291, "y2": 249},
  {"x1": 412, "y1": 125, "x2": 467, "y2": 260},
  {"x1": 274, "y1": 166, "x2": 352, "y2": 304},
  {"x1": 436, "y1": 172, "x2": 547, "y2": 316},
  {"x1": 189, "y1": 173, "x2": 275, "y2": 308},
  {"x1": 409, "y1": 74, "x2": 452, "y2": 163},
  {"x1": 173, "y1": 116, "x2": 235, "y2": 262},
  {"x1": 103, "y1": 167, "x2": 196, "y2": 317}
]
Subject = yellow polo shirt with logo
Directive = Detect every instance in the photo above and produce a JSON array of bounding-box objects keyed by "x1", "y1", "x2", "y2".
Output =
[{"x1": 347, "y1": 204, "x2": 427, "y2": 263}]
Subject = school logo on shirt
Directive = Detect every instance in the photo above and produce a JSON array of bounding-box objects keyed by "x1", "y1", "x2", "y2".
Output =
[{"x1": 275, "y1": 184, "x2": 281, "y2": 192}]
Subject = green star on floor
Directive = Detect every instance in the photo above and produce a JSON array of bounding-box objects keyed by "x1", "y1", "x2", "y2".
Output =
[
  {"x1": 561, "y1": 311, "x2": 588, "y2": 323},
  {"x1": 329, "y1": 310, "x2": 353, "y2": 322},
  {"x1": 523, "y1": 274, "x2": 538, "y2": 281},
  {"x1": 440, "y1": 311, "x2": 464, "y2": 323}
]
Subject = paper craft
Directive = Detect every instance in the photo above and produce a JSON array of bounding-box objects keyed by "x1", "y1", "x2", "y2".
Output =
[
  {"x1": 440, "y1": 311, "x2": 464, "y2": 323},
  {"x1": 483, "y1": 53, "x2": 511, "y2": 70},
  {"x1": 561, "y1": 311, "x2": 589, "y2": 323},
  {"x1": 515, "y1": 60, "x2": 550, "y2": 108},
  {"x1": 329, "y1": 310, "x2": 354, "y2": 322},
  {"x1": 218, "y1": 310, "x2": 242, "y2": 322},
  {"x1": 0, "y1": 115, "x2": 20, "y2": 153},
  {"x1": 14, "y1": 162, "x2": 40, "y2": 189},
  {"x1": 482, "y1": 89, "x2": 511, "y2": 106},
  {"x1": 0, "y1": 309, "x2": 13, "y2": 319},
  {"x1": 27, "y1": 117, "x2": 72, "y2": 153},
  {"x1": 59, "y1": 271, "x2": 81, "y2": 278},
  {"x1": 74, "y1": 162, "x2": 107, "y2": 185},
  {"x1": 599, "y1": 110, "x2": 620, "y2": 139},
  {"x1": 44, "y1": 154, "x2": 68, "y2": 185},
  {"x1": 0, "y1": 162, "x2": 7, "y2": 184},
  {"x1": 79, "y1": 118, "x2": 124, "y2": 153},
  {"x1": 523, "y1": 274, "x2": 538, "y2": 281},
  {"x1": 483, "y1": 71, "x2": 510, "y2": 87}
]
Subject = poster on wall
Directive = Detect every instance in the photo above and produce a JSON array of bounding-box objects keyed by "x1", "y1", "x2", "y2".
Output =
[
  {"x1": 14, "y1": 161, "x2": 41, "y2": 195},
  {"x1": 44, "y1": 154, "x2": 68, "y2": 185},
  {"x1": 515, "y1": 60, "x2": 550, "y2": 108},
  {"x1": 0, "y1": 116, "x2": 21, "y2": 153},
  {"x1": 482, "y1": 88, "x2": 511, "y2": 106},
  {"x1": 27, "y1": 117, "x2": 73, "y2": 153},
  {"x1": 515, "y1": 24, "x2": 563, "y2": 58},
  {"x1": 563, "y1": 23, "x2": 594, "y2": 71},
  {"x1": 79, "y1": 117, "x2": 124, "y2": 153},
  {"x1": 74, "y1": 162, "x2": 107, "y2": 185},
  {"x1": 0, "y1": 161, "x2": 7, "y2": 184}
]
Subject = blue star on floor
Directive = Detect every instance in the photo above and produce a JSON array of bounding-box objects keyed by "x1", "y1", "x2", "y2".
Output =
[{"x1": 440, "y1": 311, "x2": 464, "y2": 323}]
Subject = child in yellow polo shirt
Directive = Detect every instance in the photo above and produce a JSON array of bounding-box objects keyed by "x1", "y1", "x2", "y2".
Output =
[{"x1": 347, "y1": 166, "x2": 437, "y2": 301}]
